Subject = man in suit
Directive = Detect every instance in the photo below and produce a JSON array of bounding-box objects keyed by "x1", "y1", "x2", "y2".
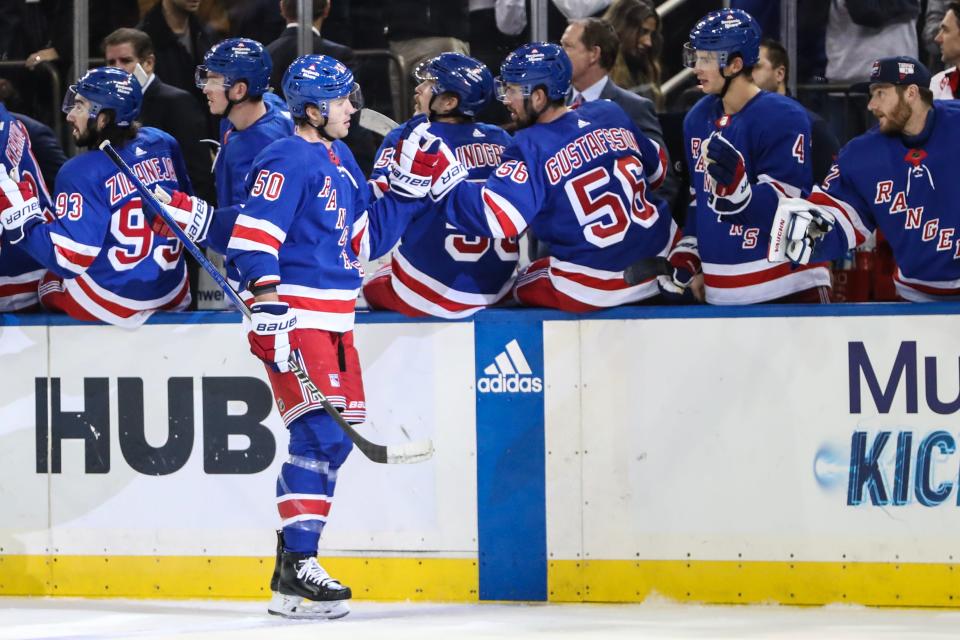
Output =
[
  {"x1": 102, "y1": 28, "x2": 214, "y2": 205},
  {"x1": 560, "y1": 16, "x2": 678, "y2": 208},
  {"x1": 267, "y1": 0, "x2": 354, "y2": 99}
]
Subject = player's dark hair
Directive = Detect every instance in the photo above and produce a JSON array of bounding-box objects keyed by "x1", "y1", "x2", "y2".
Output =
[
  {"x1": 97, "y1": 111, "x2": 140, "y2": 149},
  {"x1": 280, "y1": 0, "x2": 328, "y2": 20},
  {"x1": 949, "y1": 3, "x2": 960, "y2": 26},
  {"x1": 102, "y1": 27, "x2": 154, "y2": 60},
  {"x1": 760, "y1": 38, "x2": 789, "y2": 88},
  {"x1": 573, "y1": 18, "x2": 620, "y2": 71}
]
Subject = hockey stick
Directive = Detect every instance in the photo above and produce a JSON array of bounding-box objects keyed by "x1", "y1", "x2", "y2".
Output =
[
  {"x1": 98, "y1": 140, "x2": 434, "y2": 465},
  {"x1": 358, "y1": 108, "x2": 399, "y2": 136},
  {"x1": 623, "y1": 256, "x2": 672, "y2": 286}
]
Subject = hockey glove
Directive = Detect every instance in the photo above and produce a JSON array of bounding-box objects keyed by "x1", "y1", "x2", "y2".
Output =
[
  {"x1": 388, "y1": 115, "x2": 442, "y2": 199},
  {"x1": 150, "y1": 187, "x2": 213, "y2": 244},
  {"x1": 0, "y1": 170, "x2": 42, "y2": 244},
  {"x1": 657, "y1": 236, "x2": 701, "y2": 300},
  {"x1": 248, "y1": 301, "x2": 300, "y2": 373},
  {"x1": 429, "y1": 139, "x2": 467, "y2": 201},
  {"x1": 768, "y1": 197, "x2": 836, "y2": 265},
  {"x1": 703, "y1": 132, "x2": 752, "y2": 216}
]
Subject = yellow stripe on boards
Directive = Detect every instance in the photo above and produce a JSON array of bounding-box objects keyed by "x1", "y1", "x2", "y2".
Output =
[
  {"x1": 0, "y1": 555, "x2": 478, "y2": 601},
  {"x1": 548, "y1": 560, "x2": 960, "y2": 607}
]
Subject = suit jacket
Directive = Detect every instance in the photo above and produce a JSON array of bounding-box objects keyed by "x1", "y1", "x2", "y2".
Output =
[
  {"x1": 13, "y1": 111, "x2": 66, "y2": 190},
  {"x1": 598, "y1": 78, "x2": 679, "y2": 212},
  {"x1": 140, "y1": 77, "x2": 215, "y2": 204},
  {"x1": 138, "y1": 2, "x2": 214, "y2": 108},
  {"x1": 267, "y1": 26, "x2": 355, "y2": 99}
]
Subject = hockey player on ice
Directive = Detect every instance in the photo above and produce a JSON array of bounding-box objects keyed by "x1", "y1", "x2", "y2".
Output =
[
  {"x1": 0, "y1": 67, "x2": 196, "y2": 326},
  {"x1": 211, "y1": 54, "x2": 442, "y2": 619},
  {"x1": 364, "y1": 52, "x2": 517, "y2": 318},
  {"x1": 425, "y1": 42, "x2": 675, "y2": 312},
  {"x1": 768, "y1": 56, "x2": 960, "y2": 302}
]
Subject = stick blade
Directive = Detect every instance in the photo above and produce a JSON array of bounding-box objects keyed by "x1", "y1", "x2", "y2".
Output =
[
  {"x1": 359, "y1": 108, "x2": 400, "y2": 136},
  {"x1": 386, "y1": 440, "x2": 435, "y2": 464},
  {"x1": 623, "y1": 256, "x2": 672, "y2": 285}
]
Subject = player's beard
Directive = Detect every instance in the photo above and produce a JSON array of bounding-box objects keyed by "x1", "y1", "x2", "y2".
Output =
[
  {"x1": 510, "y1": 102, "x2": 534, "y2": 129},
  {"x1": 876, "y1": 96, "x2": 912, "y2": 135},
  {"x1": 73, "y1": 121, "x2": 98, "y2": 148}
]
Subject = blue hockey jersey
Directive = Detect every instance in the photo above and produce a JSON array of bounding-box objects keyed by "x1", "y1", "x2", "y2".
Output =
[
  {"x1": 207, "y1": 91, "x2": 293, "y2": 254},
  {"x1": 0, "y1": 104, "x2": 54, "y2": 311},
  {"x1": 226, "y1": 135, "x2": 426, "y2": 331},
  {"x1": 684, "y1": 90, "x2": 828, "y2": 304},
  {"x1": 807, "y1": 102, "x2": 960, "y2": 301},
  {"x1": 368, "y1": 119, "x2": 516, "y2": 318},
  {"x1": 436, "y1": 100, "x2": 674, "y2": 307},
  {"x1": 18, "y1": 127, "x2": 193, "y2": 326}
]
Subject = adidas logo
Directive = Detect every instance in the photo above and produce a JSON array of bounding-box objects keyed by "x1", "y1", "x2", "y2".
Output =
[
  {"x1": 472, "y1": 128, "x2": 485, "y2": 138},
  {"x1": 577, "y1": 119, "x2": 590, "y2": 128},
  {"x1": 134, "y1": 146, "x2": 148, "y2": 157},
  {"x1": 478, "y1": 339, "x2": 543, "y2": 394}
]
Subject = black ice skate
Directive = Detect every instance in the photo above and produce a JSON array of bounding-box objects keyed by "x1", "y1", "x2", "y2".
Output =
[
  {"x1": 267, "y1": 551, "x2": 351, "y2": 620},
  {"x1": 269, "y1": 530, "x2": 283, "y2": 594}
]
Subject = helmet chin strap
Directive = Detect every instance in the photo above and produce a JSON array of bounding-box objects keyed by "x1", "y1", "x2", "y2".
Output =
[
  {"x1": 520, "y1": 94, "x2": 548, "y2": 128},
  {"x1": 305, "y1": 112, "x2": 335, "y2": 142},
  {"x1": 221, "y1": 83, "x2": 250, "y2": 119},
  {"x1": 719, "y1": 55, "x2": 744, "y2": 101}
]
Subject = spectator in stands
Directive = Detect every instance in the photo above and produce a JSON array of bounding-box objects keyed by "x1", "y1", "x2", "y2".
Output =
[
  {"x1": 267, "y1": 0, "x2": 354, "y2": 100},
  {"x1": 601, "y1": 0, "x2": 663, "y2": 110},
  {"x1": 228, "y1": 0, "x2": 286, "y2": 45},
  {"x1": 139, "y1": 0, "x2": 215, "y2": 109},
  {"x1": 561, "y1": 17, "x2": 676, "y2": 208},
  {"x1": 0, "y1": 78, "x2": 65, "y2": 189},
  {"x1": 103, "y1": 28, "x2": 215, "y2": 205},
  {"x1": 823, "y1": 0, "x2": 920, "y2": 142},
  {"x1": 924, "y1": 0, "x2": 949, "y2": 71},
  {"x1": 931, "y1": 2, "x2": 960, "y2": 99},
  {"x1": 752, "y1": 39, "x2": 839, "y2": 184}
]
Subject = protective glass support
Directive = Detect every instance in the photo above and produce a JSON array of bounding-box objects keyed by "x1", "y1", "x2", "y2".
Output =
[{"x1": 682, "y1": 43, "x2": 726, "y2": 70}]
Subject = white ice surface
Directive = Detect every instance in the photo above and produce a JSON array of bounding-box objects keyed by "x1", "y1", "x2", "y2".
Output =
[{"x1": 2, "y1": 598, "x2": 960, "y2": 640}]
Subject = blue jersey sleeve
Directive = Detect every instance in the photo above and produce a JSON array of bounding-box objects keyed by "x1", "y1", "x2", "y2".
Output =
[
  {"x1": 438, "y1": 143, "x2": 542, "y2": 239},
  {"x1": 807, "y1": 153, "x2": 876, "y2": 262},
  {"x1": 19, "y1": 160, "x2": 110, "y2": 278}
]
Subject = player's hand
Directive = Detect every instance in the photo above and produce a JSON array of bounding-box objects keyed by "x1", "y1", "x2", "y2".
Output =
[
  {"x1": 388, "y1": 114, "x2": 441, "y2": 199},
  {"x1": 150, "y1": 187, "x2": 212, "y2": 243},
  {"x1": 657, "y1": 235, "x2": 701, "y2": 300},
  {"x1": 703, "y1": 132, "x2": 751, "y2": 215},
  {"x1": 247, "y1": 301, "x2": 300, "y2": 373},
  {"x1": 0, "y1": 170, "x2": 42, "y2": 244},
  {"x1": 429, "y1": 139, "x2": 467, "y2": 201},
  {"x1": 768, "y1": 197, "x2": 836, "y2": 265}
]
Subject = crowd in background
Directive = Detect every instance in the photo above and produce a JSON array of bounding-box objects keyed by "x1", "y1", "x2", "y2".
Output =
[{"x1": 0, "y1": 0, "x2": 953, "y2": 311}]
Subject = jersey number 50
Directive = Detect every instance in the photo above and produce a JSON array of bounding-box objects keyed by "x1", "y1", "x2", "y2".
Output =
[{"x1": 564, "y1": 156, "x2": 657, "y2": 248}]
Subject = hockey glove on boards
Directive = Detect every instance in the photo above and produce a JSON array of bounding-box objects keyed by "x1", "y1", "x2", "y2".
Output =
[
  {"x1": 150, "y1": 187, "x2": 213, "y2": 244},
  {"x1": 767, "y1": 197, "x2": 836, "y2": 265},
  {"x1": 703, "y1": 132, "x2": 752, "y2": 215},
  {"x1": 657, "y1": 236, "x2": 701, "y2": 300},
  {"x1": 388, "y1": 115, "x2": 442, "y2": 199},
  {"x1": 248, "y1": 301, "x2": 300, "y2": 373},
  {"x1": 0, "y1": 169, "x2": 42, "y2": 244}
]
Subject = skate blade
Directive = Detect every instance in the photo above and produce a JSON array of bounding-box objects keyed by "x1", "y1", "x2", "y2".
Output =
[{"x1": 268, "y1": 591, "x2": 351, "y2": 620}]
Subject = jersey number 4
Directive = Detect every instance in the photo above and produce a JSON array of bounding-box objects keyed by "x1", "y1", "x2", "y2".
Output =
[
  {"x1": 108, "y1": 199, "x2": 182, "y2": 272},
  {"x1": 564, "y1": 156, "x2": 658, "y2": 248}
]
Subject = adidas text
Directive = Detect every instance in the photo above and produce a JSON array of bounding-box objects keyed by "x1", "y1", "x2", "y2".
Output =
[{"x1": 478, "y1": 374, "x2": 543, "y2": 394}]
